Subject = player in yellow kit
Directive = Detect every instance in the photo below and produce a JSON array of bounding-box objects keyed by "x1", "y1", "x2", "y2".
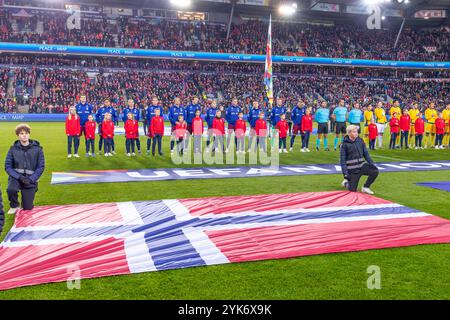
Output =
[
  {"x1": 363, "y1": 105, "x2": 374, "y2": 145},
  {"x1": 374, "y1": 101, "x2": 387, "y2": 148},
  {"x1": 408, "y1": 102, "x2": 420, "y2": 148},
  {"x1": 424, "y1": 102, "x2": 438, "y2": 148},
  {"x1": 443, "y1": 103, "x2": 450, "y2": 147},
  {"x1": 390, "y1": 100, "x2": 401, "y2": 145}
]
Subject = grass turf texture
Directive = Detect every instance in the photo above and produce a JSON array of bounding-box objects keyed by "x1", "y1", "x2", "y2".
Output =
[{"x1": 0, "y1": 122, "x2": 449, "y2": 299}]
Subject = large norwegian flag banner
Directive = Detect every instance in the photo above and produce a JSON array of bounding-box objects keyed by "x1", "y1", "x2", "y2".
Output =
[{"x1": 1, "y1": 190, "x2": 450, "y2": 291}]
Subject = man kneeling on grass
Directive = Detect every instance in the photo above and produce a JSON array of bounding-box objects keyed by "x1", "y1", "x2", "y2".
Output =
[
  {"x1": 5, "y1": 124, "x2": 45, "y2": 214},
  {"x1": 340, "y1": 124, "x2": 378, "y2": 194}
]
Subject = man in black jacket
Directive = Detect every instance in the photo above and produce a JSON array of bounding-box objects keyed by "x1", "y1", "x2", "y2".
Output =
[
  {"x1": 340, "y1": 125, "x2": 378, "y2": 194},
  {"x1": 5, "y1": 124, "x2": 45, "y2": 213}
]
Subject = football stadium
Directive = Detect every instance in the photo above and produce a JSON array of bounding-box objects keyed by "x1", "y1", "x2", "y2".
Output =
[{"x1": 0, "y1": 0, "x2": 449, "y2": 303}]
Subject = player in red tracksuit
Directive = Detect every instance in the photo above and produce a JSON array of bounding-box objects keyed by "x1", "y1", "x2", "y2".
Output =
[
  {"x1": 399, "y1": 110, "x2": 411, "y2": 149},
  {"x1": 235, "y1": 112, "x2": 247, "y2": 154},
  {"x1": 175, "y1": 114, "x2": 187, "y2": 155},
  {"x1": 435, "y1": 113, "x2": 446, "y2": 149},
  {"x1": 389, "y1": 112, "x2": 400, "y2": 149},
  {"x1": 101, "y1": 112, "x2": 115, "y2": 156},
  {"x1": 84, "y1": 114, "x2": 96, "y2": 157},
  {"x1": 414, "y1": 112, "x2": 425, "y2": 149},
  {"x1": 275, "y1": 114, "x2": 289, "y2": 153},
  {"x1": 124, "y1": 112, "x2": 139, "y2": 156},
  {"x1": 255, "y1": 112, "x2": 267, "y2": 153},
  {"x1": 192, "y1": 110, "x2": 204, "y2": 154},
  {"x1": 300, "y1": 108, "x2": 313, "y2": 152},
  {"x1": 368, "y1": 121, "x2": 378, "y2": 150},
  {"x1": 150, "y1": 108, "x2": 165, "y2": 156},
  {"x1": 65, "y1": 106, "x2": 81, "y2": 158},
  {"x1": 212, "y1": 110, "x2": 225, "y2": 153}
]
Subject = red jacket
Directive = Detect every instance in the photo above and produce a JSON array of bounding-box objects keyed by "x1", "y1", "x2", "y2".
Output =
[
  {"x1": 368, "y1": 123, "x2": 378, "y2": 140},
  {"x1": 301, "y1": 115, "x2": 313, "y2": 132},
  {"x1": 101, "y1": 119, "x2": 114, "y2": 138},
  {"x1": 192, "y1": 116, "x2": 204, "y2": 135},
  {"x1": 255, "y1": 119, "x2": 267, "y2": 137},
  {"x1": 85, "y1": 120, "x2": 96, "y2": 139},
  {"x1": 390, "y1": 117, "x2": 400, "y2": 134},
  {"x1": 125, "y1": 119, "x2": 139, "y2": 139},
  {"x1": 235, "y1": 119, "x2": 247, "y2": 138},
  {"x1": 275, "y1": 119, "x2": 289, "y2": 138},
  {"x1": 415, "y1": 118, "x2": 424, "y2": 135},
  {"x1": 150, "y1": 115, "x2": 165, "y2": 136},
  {"x1": 175, "y1": 121, "x2": 187, "y2": 139},
  {"x1": 435, "y1": 118, "x2": 445, "y2": 134},
  {"x1": 212, "y1": 117, "x2": 225, "y2": 136},
  {"x1": 399, "y1": 115, "x2": 411, "y2": 131},
  {"x1": 65, "y1": 115, "x2": 81, "y2": 136}
]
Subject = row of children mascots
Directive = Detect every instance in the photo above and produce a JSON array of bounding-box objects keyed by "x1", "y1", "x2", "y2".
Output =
[{"x1": 66, "y1": 96, "x2": 450, "y2": 157}]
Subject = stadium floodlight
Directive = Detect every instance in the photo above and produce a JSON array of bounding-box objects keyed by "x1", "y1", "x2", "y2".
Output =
[
  {"x1": 279, "y1": 3, "x2": 297, "y2": 16},
  {"x1": 170, "y1": 0, "x2": 191, "y2": 8},
  {"x1": 381, "y1": 15, "x2": 386, "y2": 20},
  {"x1": 364, "y1": 0, "x2": 390, "y2": 4}
]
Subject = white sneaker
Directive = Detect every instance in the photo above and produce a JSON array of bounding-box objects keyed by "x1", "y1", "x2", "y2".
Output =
[
  {"x1": 435, "y1": 146, "x2": 439, "y2": 149},
  {"x1": 104, "y1": 153, "x2": 109, "y2": 157},
  {"x1": 73, "y1": 154, "x2": 80, "y2": 158},
  {"x1": 300, "y1": 148, "x2": 305, "y2": 153},
  {"x1": 170, "y1": 150, "x2": 174, "y2": 155},
  {"x1": 111, "y1": 151, "x2": 116, "y2": 155},
  {"x1": 108, "y1": 153, "x2": 113, "y2": 156},
  {"x1": 67, "y1": 154, "x2": 72, "y2": 158},
  {"x1": 289, "y1": 147, "x2": 293, "y2": 152},
  {"x1": 283, "y1": 149, "x2": 288, "y2": 153},
  {"x1": 279, "y1": 149, "x2": 282, "y2": 153},
  {"x1": 132, "y1": 152, "x2": 136, "y2": 156},
  {"x1": 8, "y1": 207, "x2": 19, "y2": 214},
  {"x1": 439, "y1": 145, "x2": 445, "y2": 149},
  {"x1": 127, "y1": 153, "x2": 131, "y2": 157},
  {"x1": 341, "y1": 179, "x2": 349, "y2": 189},
  {"x1": 414, "y1": 146, "x2": 418, "y2": 150},
  {"x1": 361, "y1": 187, "x2": 374, "y2": 195},
  {"x1": 306, "y1": 148, "x2": 310, "y2": 152}
]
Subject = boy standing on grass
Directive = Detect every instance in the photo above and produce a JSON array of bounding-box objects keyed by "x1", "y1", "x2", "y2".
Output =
[
  {"x1": 235, "y1": 111, "x2": 247, "y2": 154},
  {"x1": 65, "y1": 106, "x2": 81, "y2": 158},
  {"x1": 150, "y1": 108, "x2": 165, "y2": 156},
  {"x1": 102, "y1": 113, "x2": 115, "y2": 156},
  {"x1": 368, "y1": 121, "x2": 378, "y2": 151},
  {"x1": 389, "y1": 112, "x2": 400, "y2": 149},
  {"x1": 399, "y1": 109, "x2": 411, "y2": 149},
  {"x1": 414, "y1": 112, "x2": 425, "y2": 149},
  {"x1": 85, "y1": 114, "x2": 96, "y2": 157},
  {"x1": 5, "y1": 124, "x2": 45, "y2": 214},
  {"x1": 175, "y1": 114, "x2": 188, "y2": 155},
  {"x1": 255, "y1": 112, "x2": 268, "y2": 153},
  {"x1": 435, "y1": 113, "x2": 446, "y2": 149},
  {"x1": 275, "y1": 113, "x2": 289, "y2": 153},
  {"x1": 124, "y1": 112, "x2": 139, "y2": 156}
]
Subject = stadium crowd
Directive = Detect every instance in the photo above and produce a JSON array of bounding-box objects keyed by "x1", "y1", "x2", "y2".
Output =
[{"x1": 0, "y1": 10, "x2": 448, "y2": 61}]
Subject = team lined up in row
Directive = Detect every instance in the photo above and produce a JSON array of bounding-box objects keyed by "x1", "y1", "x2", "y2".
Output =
[{"x1": 65, "y1": 95, "x2": 450, "y2": 157}]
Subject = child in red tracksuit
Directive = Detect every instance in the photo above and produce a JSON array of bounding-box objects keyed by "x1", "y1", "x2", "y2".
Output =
[
  {"x1": 368, "y1": 121, "x2": 378, "y2": 150},
  {"x1": 101, "y1": 112, "x2": 115, "y2": 156},
  {"x1": 175, "y1": 114, "x2": 187, "y2": 155},
  {"x1": 150, "y1": 108, "x2": 165, "y2": 156},
  {"x1": 212, "y1": 110, "x2": 225, "y2": 152},
  {"x1": 192, "y1": 110, "x2": 204, "y2": 154},
  {"x1": 124, "y1": 112, "x2": 139, "y2": 156},
  {"x1": 300, "y1": 108, "x2": 313, "y2": 152},
  {"x1": 435, "y1": 113, "x2": 446, "y2": 149},
  {"x1": 65, "y1": 106, "x2": 81, "y2": 158},
  {"x1": 235, "y1": 112, "x2": 247, "y2": 153},
  {"x1": 255, "y1": 112, "x2": 267, "y2": 152},
  {"x1": 414, "y1": 112, "x2": 424, "y2": 149},
  {"x1": 275, "y1": 114, "x2": 289, "y2": 153},
  {"x1": 84, "y1": 114, "x2": 96, "y2": 157},
  {"x1": 389, "y1": 113, "x2": 400, "y2": 149},
  {"x1": 399, "y1": 110, "x2": 411, "y2": 149}
]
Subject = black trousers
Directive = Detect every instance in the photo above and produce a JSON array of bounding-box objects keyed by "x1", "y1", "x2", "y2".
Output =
[
  {"x1": 415, "y1": 134, "x2": 423, "y2": 147},
  {"x1": 67, "y1": 135, "x2": 80, "y2": 154},
  {"x1": 301, "y1": 131, "x2": 311, "y2": 149},
  {"x1": 126, "y1": 138, "x2": 136, "y2": 153},
  {"x1": 435, "y1": 134, "x2": 443, "y2": 146},
  {"x1": 152, "y1": 135, "x2": 163, "y2": 155},
  {"x1": 347, "y1": 163, "x2": 379, "y2": 192},
  {"x1": 369, "y1": 139, "x2": 376, "y2": 150},
  {"x1": 7, "y1": 177, "x2": 37, "y2": 210},
  {"x1": 400, "y1": 131, "x2": 409, "y2": 148},
  {"x1": 279, "y1": 137, "x2": 287, "y2": 150},
  {"x1": 389, "y1": 133, "x2": 398, "y2": 149},
  {"x1": 104, "y1": 138, "x2": 113, "y2": 154},
  {"x1": 85, "y1": 138, "x2": 95, "y2": 153}
]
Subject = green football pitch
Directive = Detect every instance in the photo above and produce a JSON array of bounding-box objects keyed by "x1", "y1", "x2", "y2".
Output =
[{"x1": 0, "y1": 122, "x2": 449, "y2": 299}]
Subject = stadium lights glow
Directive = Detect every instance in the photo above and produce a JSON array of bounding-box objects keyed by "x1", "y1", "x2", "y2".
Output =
[
  {"x1": 279, "y1": 3, "x2": 297, "y2": 16},
  {"x1": 170, "y1": 0, "x2": 191, "y2": 8},
  {"x1": 381, "y1": 15, "x2": 386, "y2": 20},
  {"x1": 364, "y1": 0, "x2": 390, "y2": 4}
]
